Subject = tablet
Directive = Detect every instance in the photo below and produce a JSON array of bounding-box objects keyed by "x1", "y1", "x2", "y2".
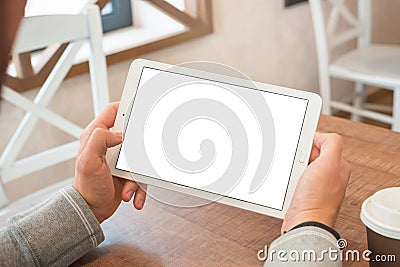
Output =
[{"x1": 106, "y1": 59, "x2": 321, "y2": 219}]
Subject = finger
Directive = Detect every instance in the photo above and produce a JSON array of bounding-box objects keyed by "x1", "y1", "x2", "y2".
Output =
[
  {"x1": 133, "y1": 184, "x2": 147, "y2": 210},
  {"x1": 121, "y1": 180, "x2": 138, "y2": 202},
  {"x1": 80, "y1": 102, "x2": 120, "y2": 151},
  {"x1": 308, "y1": 143, "x2": 320, "y2": 164},
  {"x1": 84, "y1": 128, "x2": 123, "y2": 158},
  {"x1": 313, "y1": 132, "x2": 343, "y2": 162}
]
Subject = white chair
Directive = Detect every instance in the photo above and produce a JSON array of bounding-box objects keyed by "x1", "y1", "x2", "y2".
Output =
[
  {"x1": 0, "y1": 5, "x2": 110, "y2": 207},
  {"x1": 309, "y1": 0, "x2": 400, "y2": 131}
]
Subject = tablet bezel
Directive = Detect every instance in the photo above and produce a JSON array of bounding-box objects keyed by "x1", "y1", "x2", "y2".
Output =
[{"x1": 106, "y1": 59, "x2": 321, "y2": 219}]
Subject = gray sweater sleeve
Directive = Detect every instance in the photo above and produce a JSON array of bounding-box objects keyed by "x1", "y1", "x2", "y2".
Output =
[
  {"x1": 264, "y1": 226, "x2": 342, "y2": 266},
  {"x1": 0, "y1": 186, "x2": 104, "y2": 266}
]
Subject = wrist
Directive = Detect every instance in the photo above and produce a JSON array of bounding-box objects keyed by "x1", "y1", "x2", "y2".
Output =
[
  {"x1": 282, "y1": 210, "x2": 336, "y2": 234},
  {"x1": 72, "y1": 183, "x2": 104, "y2": 224},
  {"x1": 89, "y1": 206, "x2": 107, "y2": 224},
  {"x1": 288, "y1": 221, "x2": 341, "y2": 240}
]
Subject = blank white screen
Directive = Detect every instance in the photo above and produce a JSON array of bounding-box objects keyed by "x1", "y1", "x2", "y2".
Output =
[{"x1": 117, "y1": 67, "x2": 308, "y2": 210}]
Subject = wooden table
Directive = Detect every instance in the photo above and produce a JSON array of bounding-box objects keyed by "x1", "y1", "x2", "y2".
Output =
[
  {"x1": 4, "y1": 115, "x2": 400, "y2": 266},
  {"x1": 71, "y1": 115, "x2": 400, "y2": 267}
]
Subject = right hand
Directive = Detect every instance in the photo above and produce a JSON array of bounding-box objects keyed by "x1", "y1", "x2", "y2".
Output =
[{"x1": 281, "y1": 132, "x2": 351, "y2": 234}]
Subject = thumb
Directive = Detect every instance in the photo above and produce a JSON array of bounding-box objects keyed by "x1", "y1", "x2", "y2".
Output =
[
  {"x1": 85, "y1": 128, "x2": 123, "y2": 158},
  {"x1": 313, "y1": 132, "x2": 343, "y2": 162}
]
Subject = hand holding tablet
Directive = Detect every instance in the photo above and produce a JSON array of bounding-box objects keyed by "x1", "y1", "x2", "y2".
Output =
[
  {"x1": 106, "y1": 59, "x2": 322, "y2": 219},
  {"x1": 282, "y1": 132, "x2": 351, "y2": 232}
]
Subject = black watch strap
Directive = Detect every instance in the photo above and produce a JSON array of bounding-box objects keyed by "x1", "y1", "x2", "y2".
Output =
[{"x1": 288, "y1": 221, "x2": 341, "y2": 241}]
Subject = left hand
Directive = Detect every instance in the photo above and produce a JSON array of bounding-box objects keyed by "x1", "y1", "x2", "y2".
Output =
[{"x1": 73, "y1": 102, "x2": 147, "y2": 223}]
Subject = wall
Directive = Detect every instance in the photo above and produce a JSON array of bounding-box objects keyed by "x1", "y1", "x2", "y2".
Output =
[{"x1": 147, "y1": 0, "x2": 321, "y2": 92}]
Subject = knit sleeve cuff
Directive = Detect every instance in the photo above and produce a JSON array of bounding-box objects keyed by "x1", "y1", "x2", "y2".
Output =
[{"x1": 6, "y1": 186, "x2": 104, "y2": 266}]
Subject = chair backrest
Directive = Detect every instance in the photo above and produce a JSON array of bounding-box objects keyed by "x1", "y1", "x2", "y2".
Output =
[
  {"x1": 0, "y1": 5, "x2": 109, "y2": 207},
  {"x1": 11, "y1": 5, "x2": 109, "y2": 113},
  {"x1": 309, "y1": 0, "x2": 371, "y2": 66},
  {"x1": 13, "y1": 15, "x2": 89, "y2": 54}
]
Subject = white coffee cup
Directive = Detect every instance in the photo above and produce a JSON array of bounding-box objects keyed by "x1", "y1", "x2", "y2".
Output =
[{"x1": 360, "y1": 187, "x2": 400, "y2": 266}]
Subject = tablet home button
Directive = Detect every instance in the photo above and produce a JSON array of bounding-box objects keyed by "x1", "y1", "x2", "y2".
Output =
[{"x1": 299, "y1": 150, "x2": 307, "y2": 163}]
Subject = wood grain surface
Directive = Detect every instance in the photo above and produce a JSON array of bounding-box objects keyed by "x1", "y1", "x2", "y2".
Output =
[
  {"x1": 2, "y1": 115, "x2": 400, "y2": 266},
  {"x1": 71, "y1": 115, "x2": 400, "y2": 266}
]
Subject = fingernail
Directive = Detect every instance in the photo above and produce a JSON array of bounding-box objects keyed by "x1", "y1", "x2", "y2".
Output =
[
  {"x1": 137, "y1": 199, "x2": 144, "y2": 209},
  {"x1": 115, "y1": 132, "x2": 123, "y2": 140}
]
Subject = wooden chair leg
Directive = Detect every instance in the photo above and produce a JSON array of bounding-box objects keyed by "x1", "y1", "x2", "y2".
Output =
[
  {"x1": 0, "y1": 183, "x2": 8, "y2": 208},
  {"x1": 392, "y1": 87, "x2": 400, "y2": 132},
  {"x1": 87, "y1": 5, "x2": 110, "y2": 115},
  {"x1": 320, "y1": 74, "x2": 332, "y2": 115},
  {"x1": 351, "y1": 82, "x2": 366, "y2": 122}
]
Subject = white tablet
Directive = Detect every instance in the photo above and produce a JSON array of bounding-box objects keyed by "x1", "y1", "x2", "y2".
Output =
[{"x1": 107, "y1": 59, "x2": 321, "y2": 219}]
